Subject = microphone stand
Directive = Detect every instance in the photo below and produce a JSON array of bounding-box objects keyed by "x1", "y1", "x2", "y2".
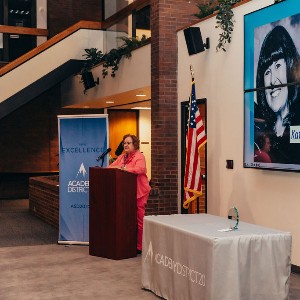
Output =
[
  {"x1": 96, "y1": 148, "x2": 111, "y2": 167},
  {"x1": 100, "y1": 157, "x2": 105, "y2": 168}
]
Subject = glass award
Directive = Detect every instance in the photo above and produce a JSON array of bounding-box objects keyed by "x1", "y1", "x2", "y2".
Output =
[{"x1": 228, "y1": 206, "x2": 239, "y2": 230}]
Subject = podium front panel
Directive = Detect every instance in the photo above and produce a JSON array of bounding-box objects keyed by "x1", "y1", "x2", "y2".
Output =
[{"x1": 89, "y1": 167, "x2": 137, "y2": 259}]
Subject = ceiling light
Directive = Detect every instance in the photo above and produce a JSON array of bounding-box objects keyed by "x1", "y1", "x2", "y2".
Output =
[
  {"x1": 131, "y1": 107, "x2": 151, "y2": 110},
  {"x1": 136, "y1": 92, "x2": 146, "y2": 97},
  {"x1": 106, "y1": 101, "x2": 114, "y2": 104}
]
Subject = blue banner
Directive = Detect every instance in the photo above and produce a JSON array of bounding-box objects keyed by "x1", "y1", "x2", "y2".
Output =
[{"x1": 58, "y1": 114, "x2": 108, "y2": 243}]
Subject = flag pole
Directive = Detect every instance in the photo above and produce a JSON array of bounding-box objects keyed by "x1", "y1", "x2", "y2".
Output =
[
  {"x1": 184, "y1": 64, "x2": 206, "y2": 211},
  {"x1": 190, "y1": 65, "x2": 194, "y2": 81},
  {"x1": 187, "y1": 65, "x2": 194, "y2": 139},
  {"x1": 183, "y1": 66, "x2": 194, "y2": 212},
  {"x1": 190, "y1": 65, "x2": 200, "y2": 214}
]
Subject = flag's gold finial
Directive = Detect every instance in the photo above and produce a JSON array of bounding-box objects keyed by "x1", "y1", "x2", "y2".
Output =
[{"x1": 190, "y1": 65, "x2": 194, "y2": 81}]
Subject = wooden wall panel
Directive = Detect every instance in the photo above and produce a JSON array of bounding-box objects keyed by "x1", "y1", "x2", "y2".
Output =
[{"x1": 108, "y1": 110, "x2": 138, "y2": 159}]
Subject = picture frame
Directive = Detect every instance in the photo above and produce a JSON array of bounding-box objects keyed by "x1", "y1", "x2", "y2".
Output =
[{"x1": 244, "y1": 0, "x2": 300, "y2": 171}]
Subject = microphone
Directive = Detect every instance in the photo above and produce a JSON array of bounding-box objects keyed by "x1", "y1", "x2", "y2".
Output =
[
  {"x1": 115, "y1": 141, "x2": 124, "y2": 156},
  {"x1": 96, "y1": 148, "x2": 111, "y2": 161}
]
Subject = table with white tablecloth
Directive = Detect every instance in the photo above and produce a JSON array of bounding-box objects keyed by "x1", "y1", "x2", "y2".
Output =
[{"x1": 141, "y1": 214, "x2": 291, "y2": 300}]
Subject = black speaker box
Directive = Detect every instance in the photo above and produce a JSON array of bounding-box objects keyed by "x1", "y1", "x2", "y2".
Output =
[
  {"x1": 82, "y1": 71, "x2": 96, "y2": 90},
  {"x1": 184, "y1": 27, "x2": 205, "y2": 55}
]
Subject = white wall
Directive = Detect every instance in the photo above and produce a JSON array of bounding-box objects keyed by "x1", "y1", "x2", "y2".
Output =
[
  {"x1": 61, "y1": 43, "x2": 151, "y2": 107},
  {"x1": 178, "y1": 0, "x2": 300, "y2": 266}
]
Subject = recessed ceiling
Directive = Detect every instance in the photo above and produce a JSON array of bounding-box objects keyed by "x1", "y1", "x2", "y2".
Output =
[
  {"x1": 64, "y1": 86, "x2": 151, "y2": 110},
  {"x1": 108, "y1": 100, "x2": 151, "y2": 110}
]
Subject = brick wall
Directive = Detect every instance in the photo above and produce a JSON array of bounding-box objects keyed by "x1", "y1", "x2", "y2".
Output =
[
  {"x1": 148, "y1": 0, "x2": 201, "y2": 215},
  {"x1": 0, "y1": 84, "x2": 61, "y2": 198},
  {"x1": 47, "y1": 0, "x2": 102, "y2": 38},
  {"x1": 29, "y1": 175, "x2": 59, "y2": 228},
  {"x1": 0, "y1": 85, "x2": 61, "y2": 173},
  {"x1": 0, "y1": 80, "x2": 103, "y2": 198}
]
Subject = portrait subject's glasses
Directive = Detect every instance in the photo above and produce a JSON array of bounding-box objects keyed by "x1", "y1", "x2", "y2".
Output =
[{"x1": 123, "y1": 142, "x2": 132, "y2": 145}]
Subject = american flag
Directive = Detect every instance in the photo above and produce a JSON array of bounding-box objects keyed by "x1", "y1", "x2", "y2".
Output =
[{"x1": 183, "y1": 79, "x2": 207, "y2": 209}]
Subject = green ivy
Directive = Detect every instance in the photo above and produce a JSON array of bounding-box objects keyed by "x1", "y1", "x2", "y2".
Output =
[
  {"x1": 80, "y1": 47, "x2": 104, "y2": 75},
  {"x1": 196, "y1": 0, "x2": 284, "y2": 52},
  {"x1": 195, "y1": 0, "x2": 241, "y2": 52},
  {"x1": 215, "y1": 0, "x2": 237, "y2": 52},
  {"x1": 80, "y1": 35, "x2": 150, "y2": 79}
]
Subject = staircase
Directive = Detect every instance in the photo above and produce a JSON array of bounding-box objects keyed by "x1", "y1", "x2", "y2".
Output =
[{"x1": 0, "y1": 21, "x2": 104, "y2": 119}]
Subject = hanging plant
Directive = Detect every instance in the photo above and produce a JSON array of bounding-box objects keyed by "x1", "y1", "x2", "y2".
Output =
[
  {"x1": 215, "y1": 0, "x2": 236, "y2": 52},
  {"x1": 101, "y1": 35, "x2": 149, "y2": 78},
  {"x1": 215, "y1": 0, "x2": 244, "y2": 52},
  {"x1": 79, "y1": 35, "x2": 149, "y2": 93},
  {"x1": 80, "y1": 47, "x2": 104, "y2": 75},
  {"x1": 195, "y1": 0, "x2": 241, "y2": 52},
  {"x1": 80, "y1": 35, "x2": 149, "y2": 78},
  {"x1": 215, "y1": 0, "x2": 284, "y2": 51},
  {"x1": 80, "y1": 48, "x2": 103, "y2": 93}
]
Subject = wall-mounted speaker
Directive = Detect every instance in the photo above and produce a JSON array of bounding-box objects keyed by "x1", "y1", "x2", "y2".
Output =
[
  {"x1": 183, "y1": 27, "x2": 210, "y2": 55},
  {"x1": 81, "y1": 71, "x2": 99, "y2": 91}
]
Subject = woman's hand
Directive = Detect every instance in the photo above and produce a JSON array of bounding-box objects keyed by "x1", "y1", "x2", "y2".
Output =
[{"x1": 110, "y1": 165, "x2": 128, "y2": 171}]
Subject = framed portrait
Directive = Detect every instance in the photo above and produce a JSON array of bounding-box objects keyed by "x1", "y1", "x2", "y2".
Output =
[{"x1": 244, "y1": 0, "x2": 300, "y2": 171}]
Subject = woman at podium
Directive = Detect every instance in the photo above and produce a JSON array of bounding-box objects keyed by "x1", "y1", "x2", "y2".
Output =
[{"x1": 108, "y1": 134, "x2": 151, "y2": 254}]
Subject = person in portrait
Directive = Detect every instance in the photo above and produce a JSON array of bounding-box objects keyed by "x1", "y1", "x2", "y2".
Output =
[
  {"x1": 108, "y1": 134, "x2": 151, "y2": 254},
  {"x1": 254, "y1": 133, "x2": 272, "y2": 163},
  {"x1": 255, "y1": 25, "x2": 300, "y2": 164}
]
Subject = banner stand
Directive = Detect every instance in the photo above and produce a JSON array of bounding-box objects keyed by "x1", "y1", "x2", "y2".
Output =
[
  {"x1": 58, "y1": 114, "x2": 109, "y2": 245},
  {"x1": 57, "y1": 241, "x2": 89, "y2": 246}
]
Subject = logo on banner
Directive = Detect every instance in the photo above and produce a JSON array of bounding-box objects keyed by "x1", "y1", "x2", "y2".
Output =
[
  {"x1": 68, "y1": 163, "x2": 89, "y2": 193},
  {"x1": 76, "y1": 163, "x2": 87, "y2": 178},
  {"x1": 144, "y1": 241, "x2": 206, "y2": 287}
]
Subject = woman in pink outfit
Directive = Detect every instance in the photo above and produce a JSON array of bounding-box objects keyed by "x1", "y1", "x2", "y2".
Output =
[{"x1": 108, "y1": 134, "x2": 151, "y2": 254}]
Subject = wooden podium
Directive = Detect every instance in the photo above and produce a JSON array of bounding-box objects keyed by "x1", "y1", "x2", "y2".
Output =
[{"x1": 89, "y1": 167, "x2": 137, "y2": 260}]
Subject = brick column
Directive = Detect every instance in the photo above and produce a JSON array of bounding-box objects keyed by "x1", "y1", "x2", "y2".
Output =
[{"x1": 147, "y1": 0, "x2": 200, "y2": 215}]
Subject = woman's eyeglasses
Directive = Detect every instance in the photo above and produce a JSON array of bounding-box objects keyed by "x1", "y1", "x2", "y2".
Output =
[{"x1": 123, "y1": 142, "x2": 132, "y2": 145}]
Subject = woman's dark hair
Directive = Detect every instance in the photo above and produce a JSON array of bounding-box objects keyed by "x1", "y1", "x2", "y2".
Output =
[
  {"x1": 255, "y1": 133, "x2": 269, "y2": 151},
  {"x1": 122, "y1": 134, "x2": 140, "y2": 150},
  {"x1": 256, "y1": 25, "x2": 300, "y2": 124}
]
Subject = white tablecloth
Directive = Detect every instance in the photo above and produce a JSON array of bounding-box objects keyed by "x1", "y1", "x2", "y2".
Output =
[{"x1": 141, "y1": 214, "x2": 291, "y2": 300}]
